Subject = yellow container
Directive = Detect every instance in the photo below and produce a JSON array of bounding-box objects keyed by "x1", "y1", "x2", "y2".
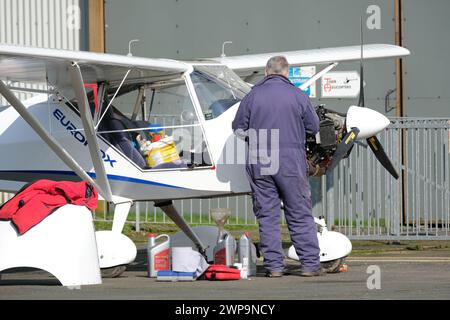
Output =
[{"x1": 143, "y1": 136, "x2": 180, "y2": 168}]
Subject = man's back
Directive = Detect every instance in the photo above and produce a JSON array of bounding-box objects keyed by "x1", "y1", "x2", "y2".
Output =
[{"x1": 232, "y1": 74, "x2": 319, "y2": 151}]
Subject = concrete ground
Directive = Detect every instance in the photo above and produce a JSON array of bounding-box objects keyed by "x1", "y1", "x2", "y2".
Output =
[{"x1": 1, "y1": 247, "x2": 450, "y2": 300}]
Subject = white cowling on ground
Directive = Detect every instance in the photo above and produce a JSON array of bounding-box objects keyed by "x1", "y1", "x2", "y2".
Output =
[{"x1": 0, "y1": 204, "x2": 102, "y2": 287}]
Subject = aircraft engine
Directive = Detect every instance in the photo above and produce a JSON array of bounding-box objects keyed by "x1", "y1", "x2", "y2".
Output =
[{"x1": 306, "y1": 104, "x2": 398, "y2": 179}]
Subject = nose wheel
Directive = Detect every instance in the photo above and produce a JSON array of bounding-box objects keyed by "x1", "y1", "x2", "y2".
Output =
[{"x1": 320, "y1": 258, "x2": 345, "y2": 273}]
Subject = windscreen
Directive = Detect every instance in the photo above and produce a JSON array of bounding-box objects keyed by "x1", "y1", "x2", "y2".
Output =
[{"x1": 191, "y1": 65, "x2": 251, "y2": 120}]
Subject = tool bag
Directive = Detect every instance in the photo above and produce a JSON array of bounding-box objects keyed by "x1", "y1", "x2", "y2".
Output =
[{"x1": 203, "y1": 265, "x2": 241, "y2": 281}]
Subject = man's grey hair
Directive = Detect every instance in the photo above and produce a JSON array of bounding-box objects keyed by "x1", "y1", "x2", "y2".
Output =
[{"x1": 265, "y1": 56, "x2": 289, "y2": 75}]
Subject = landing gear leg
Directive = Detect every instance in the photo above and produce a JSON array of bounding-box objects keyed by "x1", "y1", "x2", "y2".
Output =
[
  {"x1": 112, "y1": 201, "x2": 133, "y2": 234},
  {"x1": 155, "y1": 201, "x2": 207, "y2": 259}
]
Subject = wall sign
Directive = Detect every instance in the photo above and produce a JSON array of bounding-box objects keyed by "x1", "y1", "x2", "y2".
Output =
[
  {"x1": 321, "y1": 71, "x2": 361, "y2": 98},
  {"x1": 289, "y1": 66, "x2": 316, "y2": 98}
]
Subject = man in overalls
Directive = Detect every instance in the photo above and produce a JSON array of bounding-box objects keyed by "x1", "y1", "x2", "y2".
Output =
[{"x1": 232, "y1": 56, "x2": 323, "y2": 277}]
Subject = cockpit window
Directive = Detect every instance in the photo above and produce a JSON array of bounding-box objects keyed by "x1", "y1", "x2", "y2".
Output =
[
  {"x1": 191, "y1": 65, "x2": 251, "y2": 120},
  {"x1": 91, "y1": 77, "x2": 212, "y2": 170}
]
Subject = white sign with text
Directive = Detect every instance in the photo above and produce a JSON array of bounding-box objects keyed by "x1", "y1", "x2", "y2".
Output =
[{"x1": 321, "y1": 71, "x2": 361, "y2": 98}]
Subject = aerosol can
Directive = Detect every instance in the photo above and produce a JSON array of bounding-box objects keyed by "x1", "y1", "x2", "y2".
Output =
[
  {"x1": 147, "y1": 233, "x2": 171, "y2": 277},
  {"x1": 213, "y1": 233, "x2": 235, "y2": 266},
  {"x1": 238, "y1": 232, "x2": 257, "y2": 277}
]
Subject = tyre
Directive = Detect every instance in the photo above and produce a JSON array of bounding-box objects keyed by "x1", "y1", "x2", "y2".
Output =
[
  {"x1": 320, "y1": 258, "x2": 345, "y2": 273},
  {"x1": 101, "y1": 265, "x2": 127, "y2": 278}
]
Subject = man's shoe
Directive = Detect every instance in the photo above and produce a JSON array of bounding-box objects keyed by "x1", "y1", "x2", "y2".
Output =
[
  {"x1": 299, "y1": 268, "x2": 326, "y2": 277},
  {"x1": 265, "y1": 271, "x2": 283, "y2": 278}
]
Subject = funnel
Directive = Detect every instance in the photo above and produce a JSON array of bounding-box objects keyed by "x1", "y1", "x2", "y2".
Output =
[{"x1": 210, "y1": 208, "x2": 231, "y2": 243}]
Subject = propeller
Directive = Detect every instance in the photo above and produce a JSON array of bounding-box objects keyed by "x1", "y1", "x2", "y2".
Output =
[
  {"x1": 367, "y1": 136, "x2": 399, "y2": 179},
  {"x1": 329, "y1": 17, "x2": 399, "y2": 180},
  {"x1": 328, "y1": 127, "x2": 360, "y2": 172}
]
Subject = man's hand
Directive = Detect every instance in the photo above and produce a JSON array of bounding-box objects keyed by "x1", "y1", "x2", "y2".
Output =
[{"x1": 234, "y1": 128, "x2": 249, "y2": 141}]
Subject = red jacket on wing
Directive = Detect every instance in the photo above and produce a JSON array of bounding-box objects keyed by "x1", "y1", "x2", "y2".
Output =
[{"x1": 0, "y1": 179, "x2": 98, "y2": 235}]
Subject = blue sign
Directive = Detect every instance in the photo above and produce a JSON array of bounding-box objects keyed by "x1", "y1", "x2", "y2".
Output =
[{"x1": 288, "y1": 66, "x2": 316, "y2": 98}]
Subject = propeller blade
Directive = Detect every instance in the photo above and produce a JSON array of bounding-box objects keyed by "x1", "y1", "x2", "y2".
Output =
[
  {"x1": 356, "y1": 18, "x2": 398, "y2": 179},
  {"x1": 345, "y1": 144, "x2": 355, "y2": 158},
  {"x1": 328, "y1": 127, "x2": 360, "y2": 172},
  {"x1": 367, "y1": 136, "x2": 399, "y2": 180}
]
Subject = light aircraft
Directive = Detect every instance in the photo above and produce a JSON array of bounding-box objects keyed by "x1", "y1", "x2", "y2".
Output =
[{"x1": 0, "y1": 43, "x2": 409, "y2": 277}]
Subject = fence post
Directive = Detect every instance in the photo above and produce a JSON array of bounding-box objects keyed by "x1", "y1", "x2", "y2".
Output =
[{"x1": 135, "y1": 202, "x2": 140, "y2": 232}]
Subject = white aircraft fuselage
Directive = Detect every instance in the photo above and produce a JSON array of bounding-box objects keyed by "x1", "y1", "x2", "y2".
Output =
[{"x1": 0, "y1": 85, "x2": 250, "y2": 201}]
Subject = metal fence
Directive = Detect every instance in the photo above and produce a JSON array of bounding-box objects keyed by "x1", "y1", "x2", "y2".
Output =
[
  {"x1": 316, "y1": 118, "x2": 450, "y2": 240},
  {"x1": 2, "y1": 118, "x2": 449, "y2": 240},
  {"x1": 91, "y1": 118, "x2": 450, "y2": 240}
]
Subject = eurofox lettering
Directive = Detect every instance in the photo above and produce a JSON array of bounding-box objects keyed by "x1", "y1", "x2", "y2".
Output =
[{"x1": 53, "y1": 108, "x2": 117, "y2": 167}]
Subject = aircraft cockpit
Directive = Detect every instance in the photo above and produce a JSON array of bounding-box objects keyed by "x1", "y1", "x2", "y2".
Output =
[{"x1": 67, "y1": 64, "x2": 250, "y2": 171}]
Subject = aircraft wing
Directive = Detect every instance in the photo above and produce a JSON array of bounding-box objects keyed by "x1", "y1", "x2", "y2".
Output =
[
  {"x1": 212, "y1": 44, "x2": 410, "y2": 79},
  {"x1": 0, "y1": 44, "x2": 189, "y2": 88}
]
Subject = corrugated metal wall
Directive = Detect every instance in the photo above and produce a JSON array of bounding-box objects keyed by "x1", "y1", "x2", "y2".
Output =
[
  {"x1": 0, "y1": 0, "x2": 88, "y2": 198},
  {"x1": 105, "y1": 0, "x2": 397, "y2": 116},
  {"x1": 105, "y1": 0, "x2": 450, "y2": 117},
  {"x1": 0, "y1": 0, "x2": 87, "y2": 105},
  {"x1": 402, "y1": 0, "x2": 450, "y2": 117},
  {"x1": 0, "y1": 0, "x2": 82, "y2": 49}
]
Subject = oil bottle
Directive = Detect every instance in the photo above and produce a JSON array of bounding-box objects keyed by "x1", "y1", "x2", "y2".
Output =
[
  {"x1": 147, "y1": 233, "x2": 171, "y2": 277},
  {"x1": 238, "y1": 232, "x2": 257, "y2": 277},
  {"x1": 213, "y1": 233, "x2": 235, "y2": 266}
]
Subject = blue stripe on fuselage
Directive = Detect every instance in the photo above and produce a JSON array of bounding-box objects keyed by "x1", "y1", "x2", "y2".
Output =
[{"x1": 0, "y1": 170, "x2": 184, "y2": 189}]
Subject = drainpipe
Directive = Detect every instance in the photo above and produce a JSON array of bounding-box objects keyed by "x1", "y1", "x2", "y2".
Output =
[{"x1": 395, "y1": 0, "x2": 407, "y2": 226}]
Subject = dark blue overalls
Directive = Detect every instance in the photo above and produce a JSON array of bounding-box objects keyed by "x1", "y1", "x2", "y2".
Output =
[{"x1": 232, "y1": 74, "x2": 321, "y2": 273}]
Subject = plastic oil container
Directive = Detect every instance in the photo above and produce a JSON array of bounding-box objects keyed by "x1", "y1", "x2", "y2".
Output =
[
  {"x1": 142, "y1": 136, "x2": 180, "y2": 168},
  {"x1": 147, "y1": 233, "x2": 171, "y2": 278},
  {"x1": 238, "y1": 232, "x2": 257, "y2": 277},
  {"x1": 213, "y1": 233, "x2": 236, "y2": 266}
]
